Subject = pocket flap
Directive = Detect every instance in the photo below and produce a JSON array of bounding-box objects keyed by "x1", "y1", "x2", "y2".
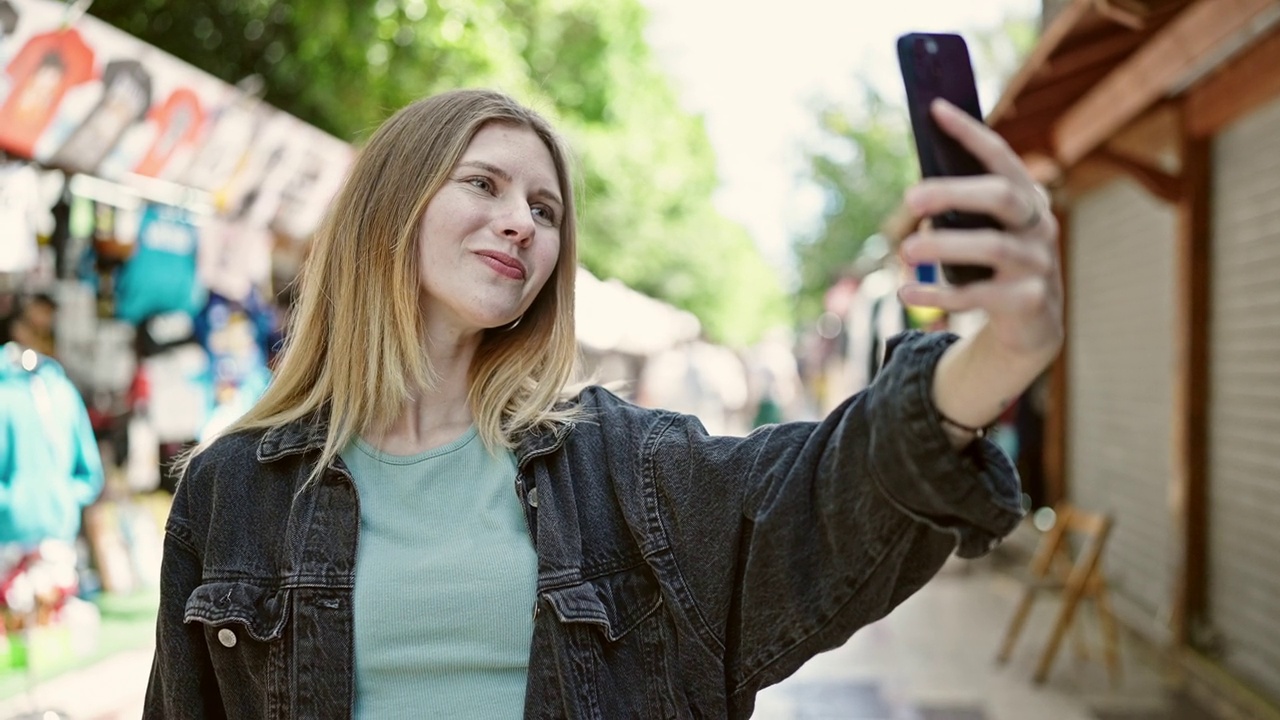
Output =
[
  {"x1": 184, "y1": 581, "x2": 288, "y2": 642},
  {"x1": 541, "y1": 568, "x2": 663, "y2": 642}
]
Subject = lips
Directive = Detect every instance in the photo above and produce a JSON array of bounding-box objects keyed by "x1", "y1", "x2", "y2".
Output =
[{"x1": 474, "y1": 250, "x2": 527, "y2": 280}]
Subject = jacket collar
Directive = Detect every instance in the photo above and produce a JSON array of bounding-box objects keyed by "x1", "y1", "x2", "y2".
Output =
[
  {"x1": 256, "y1": 410, "x2": 330, "y2": 463},
  {"x1": 255, "y1": 406, "x2": 572, "y2": 466}
]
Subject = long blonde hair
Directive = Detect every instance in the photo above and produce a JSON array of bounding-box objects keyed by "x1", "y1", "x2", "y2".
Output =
[{"x1": 209, "y1": 89, "x2": 581, "y2": 479}]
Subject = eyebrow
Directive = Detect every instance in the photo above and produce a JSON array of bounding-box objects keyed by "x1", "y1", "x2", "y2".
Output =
[{"x1": 456, "y1": 160, "x2": 563, "y2": 208}]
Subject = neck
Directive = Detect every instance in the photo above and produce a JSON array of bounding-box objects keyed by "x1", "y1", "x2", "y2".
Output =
[{"x1": 369, "y1": 325, "x2": 483, "y2": 455}]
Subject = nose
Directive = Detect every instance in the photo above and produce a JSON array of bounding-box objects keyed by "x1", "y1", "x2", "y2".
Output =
[{"x1": 494, "y1": 199, "x2": 536, "y2": 246}]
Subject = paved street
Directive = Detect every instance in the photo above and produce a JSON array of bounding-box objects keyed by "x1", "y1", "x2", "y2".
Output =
[{"x1": 755, "y1": 557, "x2": 1209, "y2": 720}]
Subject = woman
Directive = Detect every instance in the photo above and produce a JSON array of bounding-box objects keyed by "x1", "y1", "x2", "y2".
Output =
[{"x1": 144, "y1": 89, "x2": 1062, "y2": 719}]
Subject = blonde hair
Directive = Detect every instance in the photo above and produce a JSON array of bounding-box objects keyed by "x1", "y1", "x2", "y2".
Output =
[{"x1": 207, "y1": 89, "x2": 581, "y2": 480}]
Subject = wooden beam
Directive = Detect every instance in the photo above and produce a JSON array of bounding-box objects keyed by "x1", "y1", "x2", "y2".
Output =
[
  {"x1": 990, "y1": 0, "x2": 1097, "y2": 124},
  {"x1": 1015, "y1": 67, "x2": 1118, "y2": 120},
  {"x1": 1092, "y1": 0, "x2": 1148, "y2": 29},
  {"x1": 1044, "y1": 201, "x2": 1071, "y2": 509},
  {"x1": 1186, "y1": 22, "x2": 1280, "y2": 137},
  {"x1": 1169, "y1": 105, "x2": 1210, "y2": 649},
  {"x1": 1090, "y1": 148, "x2": 1182, "y2": 202},
  {"x1": 1041, "y1": 29, "x2": 1146, "y2": 80},
  {"x1": 1062, "y1": 157, "x2": 1125, "y2": 201},
  {"x1": 1109, "y1": 101, "x2": 1182, "y2": 171},
  {"x1": 1053, "y1": 0, "x2": 1278, "y2": 166}
]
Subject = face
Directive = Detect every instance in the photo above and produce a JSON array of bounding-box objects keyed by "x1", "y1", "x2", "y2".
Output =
[{"x1": 417, "y1": 123, "x2": 563, "y2": 338}]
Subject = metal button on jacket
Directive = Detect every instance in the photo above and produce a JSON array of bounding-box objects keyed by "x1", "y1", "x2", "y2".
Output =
[{"x1": 218, "y1": 629, "x2": 238, "y2": 648}]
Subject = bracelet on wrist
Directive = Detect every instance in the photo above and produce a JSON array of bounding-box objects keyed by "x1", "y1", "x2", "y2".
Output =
[{"x1": 936, "y1": 408, "x2": 994, "y2": 439}]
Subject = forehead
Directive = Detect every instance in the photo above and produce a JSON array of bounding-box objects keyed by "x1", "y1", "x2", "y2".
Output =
[{"x1": 459, "y1": 124, "x2": 558, "y2": 185}]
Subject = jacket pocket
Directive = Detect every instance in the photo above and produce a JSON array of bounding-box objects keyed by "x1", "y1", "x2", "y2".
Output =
[
  {"x1": 542, "y1": 566, "x2": 663, "y2": 642},
  {"x1": 185, "y1": 581, "x2": 289, "y2": 719},
  {"x1": 185, "y1": 581, "x2": 288, "y2": 640},
  {"x1": 540, "y1": 567, "x2": 680, "y2": 718}
]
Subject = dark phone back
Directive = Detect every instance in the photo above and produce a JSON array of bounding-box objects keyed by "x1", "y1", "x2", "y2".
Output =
[{"x1": 898, "y1": 32, "x2": 996, "y2": 285}]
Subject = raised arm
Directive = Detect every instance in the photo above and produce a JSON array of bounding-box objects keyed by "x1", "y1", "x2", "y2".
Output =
[
  {"x1": 898, "y1": 99, "x2": 1064, "y2": 448},
  {"x1": 649, "y1": 331, "x2": 1025, "y2": 715}
]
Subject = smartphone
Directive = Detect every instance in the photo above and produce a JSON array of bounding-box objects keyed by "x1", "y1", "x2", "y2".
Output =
[{"x1": 897, "y1": 32, "x2": 996, "y2": 285}]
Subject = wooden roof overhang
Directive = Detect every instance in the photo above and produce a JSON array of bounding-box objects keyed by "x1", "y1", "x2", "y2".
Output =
[{"x1": 990, "y1": 0, "x2": 1280, "y2": 190}]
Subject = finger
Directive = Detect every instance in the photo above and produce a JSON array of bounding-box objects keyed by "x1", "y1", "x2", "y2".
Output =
[
  {"x1": 902, "y1": 229, "x2": 1053, "y2": 278},
  {"x1": 931, "y1": 99, "x2": 1034, "y2": 185},
  {"x1": 905, "y1": 176, "x2": 1050, "y2": 235}
]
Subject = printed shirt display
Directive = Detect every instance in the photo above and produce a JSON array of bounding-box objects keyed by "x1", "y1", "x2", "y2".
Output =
[
  {"x1": 0, "y1": 162, "x2": 43, "y2": 272},
  {"x1": 0, "y1": 346, "x2": 105, "y2": 545},
  {"x1": 0, "y1": 28, "x2": 95, "y2": 159},
  {"x1": 114, "y1": 203, "x2": 206, "y2": 324},
  {"x1": 49, "y1": 58, "x2": 153, "y2": 174},
  {"x1": 133, "y1": 88, "x2": 204, "y2": 179},
  {"x1": 196, "y1": 216, "x2": 272, "y2": 304}
]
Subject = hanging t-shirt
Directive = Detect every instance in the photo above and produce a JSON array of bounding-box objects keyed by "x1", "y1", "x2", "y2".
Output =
[
  {"x1": 114, "y1": 203, "x2": 206, "y2": 324},
  {"x1": 197, "y1": 215, "x2": 273, "y2": 304},
  {"x1": 0, "y1": 162, "x2": 42, "y2": 273},
  {"x1": 0, "y1": 28, "x2": 95, "y2": 159},
  {"x1": 139, "y1": 342, "x2": 212, "y2": 443},
  {"x1": 49, "y1": 59, "x2": 153, "y2": 174},
  {"x1": 133, "y1": 88, "x2": 203, "y2": 179}
]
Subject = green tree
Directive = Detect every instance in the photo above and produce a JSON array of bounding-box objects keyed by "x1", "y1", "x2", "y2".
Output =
[
  {"x1": 792, "y1": 83, "x2": 916, "y2": 323},
  {"x1": 88, "y1": 0, "x2": 789, "y2": 345}
]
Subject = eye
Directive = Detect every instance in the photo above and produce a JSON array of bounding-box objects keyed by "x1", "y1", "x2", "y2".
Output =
[
  {"x1": 531, "y1": 204, "x2": 558, "y2": 226},
  {"x1": 465, "y1": 176, "x2": 494, "y2": 193}
]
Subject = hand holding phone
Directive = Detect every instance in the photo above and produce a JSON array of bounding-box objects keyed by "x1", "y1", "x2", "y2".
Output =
[{"x1": 897, "y1": 32, "x2": 996, "y2": 285}]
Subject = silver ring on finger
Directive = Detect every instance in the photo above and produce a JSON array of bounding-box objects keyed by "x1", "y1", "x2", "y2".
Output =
[{"x1": 1015, "y1": 195, "x2": 1042, "y2": 233}]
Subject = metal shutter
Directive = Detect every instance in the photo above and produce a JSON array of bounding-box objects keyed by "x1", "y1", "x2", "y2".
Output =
[
  {"x1": 1207, "y1": 94, "x2": 1280, "y2": 704},
  {"x1": 1067, "y1": 178, "x2": 1178, "y2": 641}
]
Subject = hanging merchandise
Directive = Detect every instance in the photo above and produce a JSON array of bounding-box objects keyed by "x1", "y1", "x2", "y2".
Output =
[
  {"x1": 62, "y1": 191, "x2": 95, "y2": 286},
  {"x1": 136, "y1": 341, "x2": 210, "y2": 444},
  {"x1": 51, "y1": 278, "x2": 96, "y2": 389},
  {"x1": 0, "y1": 342, "x2": 104, "y2": 546},
  {"x1": 0, "y1": 160, "x2": 42, "y2": 273},
  {"x1": 0, "y1": 0, "x2": 16, "y2": 37},
  {"x1": 46, "y1": 58, "x2": 152, "y2": 174},
  {"x1": 128, "y1": 87, "x2": 203, "y2": 180},
  {"x1": 132, "y1": 303, "x2": 211, "y2": 445},
  {"x1": 180, "y1": 92, "x2": 263, "y2": 194},
  {"x1": 113, "y1": 202, "x2": 205, "y2": 324},
  {"x1": 0, "y1": 25, "x2": 95, "y2": 158},
  {"x1": 197, "y1": 209, "x2": 273, "y2": 304},
  {"x1": 195, "y1": 291, "x2": 272, "y2": 440}
]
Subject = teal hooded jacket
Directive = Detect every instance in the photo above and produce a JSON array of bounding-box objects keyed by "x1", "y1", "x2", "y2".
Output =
[{"x1": 0, "y1": 344, "x2": 104, "y2": 545}]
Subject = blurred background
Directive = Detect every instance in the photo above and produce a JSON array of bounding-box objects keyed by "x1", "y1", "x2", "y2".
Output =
[{"x1": 1, "y1": 0, "x2": 1279, "y2": 718}]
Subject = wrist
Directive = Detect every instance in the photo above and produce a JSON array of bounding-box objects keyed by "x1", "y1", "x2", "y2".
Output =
[{"x1": 931, "y1": 328, "x2": 1047, "y2": 435}]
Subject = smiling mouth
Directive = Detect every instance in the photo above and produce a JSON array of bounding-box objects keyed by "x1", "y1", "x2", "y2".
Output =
[{"x1": 475, "y1": 250, "x2": 527, "y2": 280}]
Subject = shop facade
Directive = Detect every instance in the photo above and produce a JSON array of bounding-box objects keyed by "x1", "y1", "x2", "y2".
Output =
[{"x1": 992, "y1": 0, "x2": 1280, "y2": 713}]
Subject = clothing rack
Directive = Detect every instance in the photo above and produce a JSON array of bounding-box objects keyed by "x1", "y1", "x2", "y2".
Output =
[{"x1": 67, "y1": 172, "x2": 214, "y2": 218}]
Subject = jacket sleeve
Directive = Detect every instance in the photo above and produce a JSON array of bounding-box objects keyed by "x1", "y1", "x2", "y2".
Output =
[
  {"x1": 647, "y1": 330, "x2": 1024, "y2": 708},
  {"x1": 143, "y1": 457, "x2": 225, "y2": 719}
]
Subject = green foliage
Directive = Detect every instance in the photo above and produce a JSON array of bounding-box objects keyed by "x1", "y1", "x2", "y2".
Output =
[
  {"x1": 792, "y1": 84, "x2": 916, "y2": 323},
  {"x1": 87, "y1": 0, "x2": 788, "y2": 345}
]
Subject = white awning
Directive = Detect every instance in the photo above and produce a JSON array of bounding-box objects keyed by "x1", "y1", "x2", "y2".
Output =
[{"x1": 574, "y1": 267, "x2": 701, "y2": 356}]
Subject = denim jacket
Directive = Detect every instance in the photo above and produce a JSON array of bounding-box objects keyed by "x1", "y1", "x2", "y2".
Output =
[{"x1": 144, "y1": 331, "x2": 1024, "y2": 719}]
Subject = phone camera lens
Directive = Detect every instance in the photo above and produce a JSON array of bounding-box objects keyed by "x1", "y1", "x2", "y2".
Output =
[{"x1": 925, "y1": 39, "x2": 938, "y2": 54}]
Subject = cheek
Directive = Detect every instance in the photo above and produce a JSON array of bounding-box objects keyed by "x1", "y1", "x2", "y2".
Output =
[{"x1": 537, "y1": 240, "x2": 561, "y2": 286}]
